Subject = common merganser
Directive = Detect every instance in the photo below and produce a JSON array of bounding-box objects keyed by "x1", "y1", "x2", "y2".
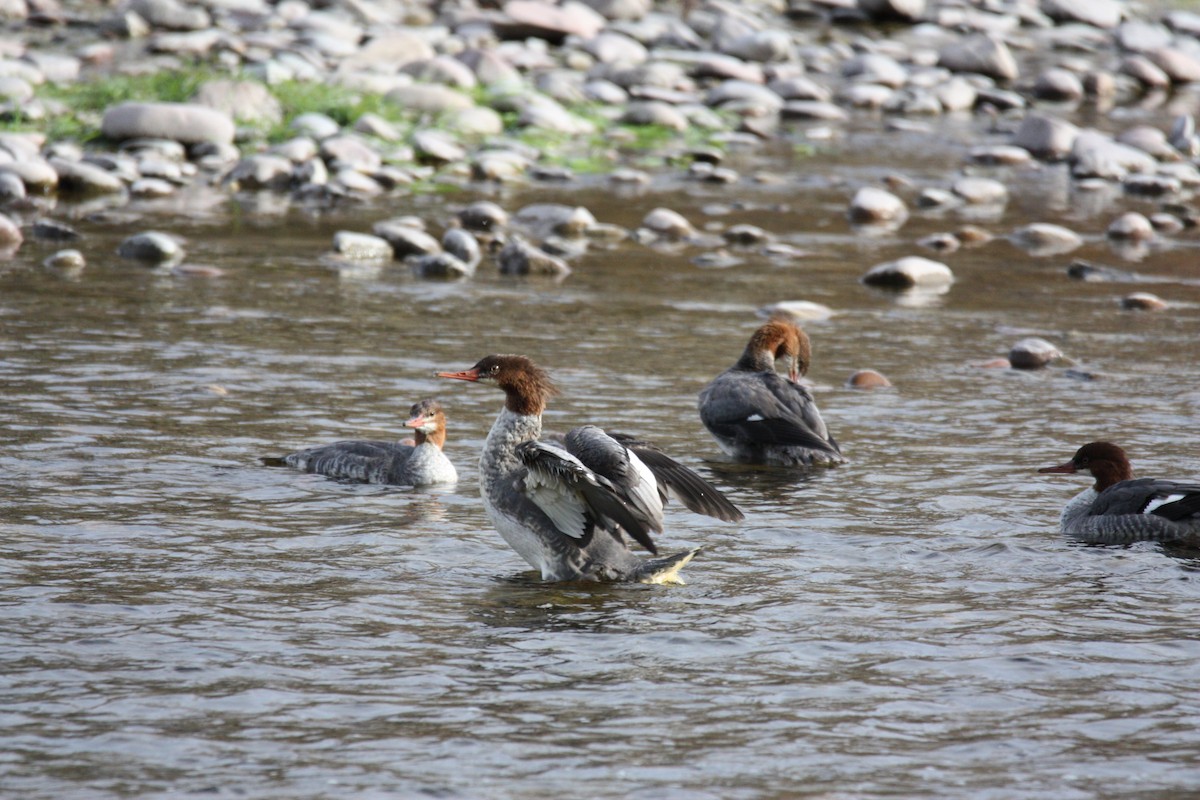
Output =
[
  {"x1": 437, "y1": 354, "x2": 743, "y2": 583},
  {"x1": 263, "y1": 398, "x2": 457, "y2": 487},
  {"x1": 698, "y1": 320, "x2": 844, "y2": 466},
  {"x1": 1038, "y1": 442, "x2": 1200, "y2": 544}
]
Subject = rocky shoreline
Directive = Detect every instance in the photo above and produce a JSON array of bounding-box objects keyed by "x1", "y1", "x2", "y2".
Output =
[{"x1": 1, "y1": 0, "x2": 1198, "y2": 297}]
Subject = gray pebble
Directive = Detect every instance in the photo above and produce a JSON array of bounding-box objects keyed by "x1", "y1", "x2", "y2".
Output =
[
  {"x1": 861, "y1": 256, "x2": 954, "y2": 288},
  {"x1": 332, "y1": 231, "x2": 393, "y2": 260},
  {"x1": 1009, "y1": 337, "x2": 1062, "y2": 369},
  {"x1": 117, "y1": 230, "x2": 184, "y2": 265}
]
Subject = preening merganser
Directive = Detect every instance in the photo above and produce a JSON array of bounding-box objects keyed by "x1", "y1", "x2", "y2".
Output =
[
  {"x1": 698, "y1": 320, "x2": 844, "y2": 466},
  {"x1": 263, "y1": 398, "x2": 457, "y2": 487},
  {"x1": 437, "y1": 354, "x2": 743, "y2": 583},
  {"x1": 1038, "y1": 441, "x2": 1200, "y2": 544}
]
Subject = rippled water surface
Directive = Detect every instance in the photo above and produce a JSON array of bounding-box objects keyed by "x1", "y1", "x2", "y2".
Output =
[{"x1": 5, "y1": 121, "x2": 1200, "y2": 799}]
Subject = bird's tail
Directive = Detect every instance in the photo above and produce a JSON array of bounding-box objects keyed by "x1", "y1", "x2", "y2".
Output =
[{"x1": 634, "y1": 548, "x2": 700, "y2": 585}]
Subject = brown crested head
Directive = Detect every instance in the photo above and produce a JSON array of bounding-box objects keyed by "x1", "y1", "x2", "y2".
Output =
[
  {"x1": 437, "y1": 354, "x2": 558, "y2": 416},
  {"x1": 738, "y1": 320, "x2": 811, "y2": 380},
  {"x1": 405, "y1": 398, "x2": 447, "y2": 447},
  {"x1": 1037, "y1": 441, "x2": 1133, "y2": 491}
]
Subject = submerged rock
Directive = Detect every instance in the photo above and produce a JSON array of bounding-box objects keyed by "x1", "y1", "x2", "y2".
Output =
[
  {"x1": 1009, "y1": 337, "x2": 1062, "y2": 369},
  {"x1": 861, "y1": 256, "x2": 954, "y2": 288}
]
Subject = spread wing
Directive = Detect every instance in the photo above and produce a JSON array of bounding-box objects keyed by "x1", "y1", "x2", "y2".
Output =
[
  {"x1": 516, "y1": 439, "x2": 657, "y2": 553},
  {"x1": 607, "y1": 432, "x2": 744, "y2": 522}
]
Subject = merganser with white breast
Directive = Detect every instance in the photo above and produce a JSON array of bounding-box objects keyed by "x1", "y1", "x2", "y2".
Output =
[
  {"x1": 698, "y1": 320, "x2": 844, "y2": 466},
  {"x1": 1038, "y1": 441, "x2": 1200, "y2": 544},
  {"x1": 437, "y1": 354, "x2": 743, "y2": 583},
  {"x1": 264, "y1": 398, "x2": 457, "y2": 487}
]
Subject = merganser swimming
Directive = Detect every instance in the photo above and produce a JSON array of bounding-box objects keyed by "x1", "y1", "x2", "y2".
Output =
[
  {"x1": 1038, "y1": 441, "x2": 1200, "y2": 544},
  {"x1": 263, "y1": 398, "x2": 457, "y2": 487},
  {"x1": 437, "y1": 354, "x2": 743, "y2": 583},
  {"x1": 698, "y1": 320, "x2": 844, "y2": 466}
]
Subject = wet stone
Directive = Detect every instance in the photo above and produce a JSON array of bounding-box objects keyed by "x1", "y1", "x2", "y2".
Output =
[
  {"x1": 967, "y1": 145, "x2": 1033, "y2": 165},
  {"x1": 1012, "y1": 114, "x2": 1078, "y2": 160},
  {"x1": 1033, "y1": 68, "x2": 1084, "y2": 102},
  {"x1": 117, "y1": 230, "x2": 184, "y2": 265},
  {"x1": 722, "y1": 224, "x2": 771, "y2": 246},
  {"x1": 49, "y1": 158, "x2": 125, "y2": 194},
  {"x1": 641, "y1": 207, "x2": 695, "y2": 239},
  {"x1": 225, "y1": 154, "x2": 294, "y2": 190},
  {"x1": 1120, "y1": 292, "x2": 1167, "y2": 311},
  {"x1": 459, "y1": 201, "x2": 509, "y2": 232},
  {"x1": 413, "y1": 252, "x2": 475, "y2": 279},
  {"x1": 30, "y1": 219, "x2": 80, "y2": 241},
  {"x1": 43, "y1": 248, "x2": 85, "y2": 272},
  {"x1": 1009, "y1": 337, "x2": 1062, "y2": 369},
  {"x1": 101, "y1": 102, "x2": 235, "y2": 146},
  {"x1": 758, "y1": 300, "x2": 834, "y2": 321},
  {"x1": 332, "y1": 231, "x2": 393, "y2": 260},
  {"x1": 848, "y1": 186, "x2": 907, "y2": 224},
  {"x1": 290, "y1": 113, "x2": 340, "y2": 141},
  {"x1": 442, "y1": 228, "x2": 482, "y2": 267},
  {"x1": 861, "y1": 256, "x2": 954, "y2": 288},
  {"x1": 372, "y1": 221, "x2": 441, "y2": 258},
  {"x1": 497, "y1": 235, "x2": 571, "y2": 276},
  {"x1": 938, "y1": 34, "x2": 1019, "y2": 82},
  {"x1": 0, "y1": 211, "x2": 21, "y2": 250},
  {"x1": 951, "y1": 176, "x2": 1008, "y2": 205},
  {"x1": 846, "y1": 369, "x2": 893, "y2": 390},
  {"x1": 1106, "y1": 212, "x2": 1154, "y2": 240},
  {"x1": 1010, "y1": 223, "x2": 1082, "y2": 255}
]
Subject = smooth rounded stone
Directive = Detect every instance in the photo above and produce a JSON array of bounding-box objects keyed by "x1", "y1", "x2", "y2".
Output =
[
  {"x1": 193, "y1": 79, "x2": 282, "y2": 124},
  {"x1": 1082, "y1": 70, "x2": 1117, "y2": 99},
  {"x1": 472, "y1": 149, "x2": 532, "y2": 181},
  {"x1": 351, "y1": 113, "x2": 402, "y2": 142},
  {"x1": 0, "y1": 169, "x2": 25, "y2": 200},
  {"x1": 609, "y1": 167, "x2": 650, "y2": 184},
  {"x1": 848, "y1": 186, "x2": 908, "y2": 224},
  {"x1": 934, "y1": 76, "x2": 978, "y2": 111},
  {"x1": 402, "y1": 55, "x2": 478, "y2": 90},
  {"x1": 129, "y1": 0, "x2": 211, "y2": 29},
  {"x1": 720, "y1": 30, "x2": 793, "y2": 64},
  {"x1": 1008, "y1": 337, "x2": 1061, "y2": 369},
  {"x1": 289, "y1": 113, "x2": 339, "y2": 141},
  {"x1": 938, "y1": 34, "x2": 1018, "y2": 82},
  {"x1": 1117, "y1": 20, "x2": 1173, "y2": 52},
  {"x1": 514, "y1": 203, "x2": 596, "y2": 237},
  {"x1": 320, "y1": 134, "x2": 382, "y2": 173},
  {"x1": 951, "y1": 177, "x2": 1007, "y2": 205},
  {"x1": 767, "y1": 75, "x2": 831, "y2": 102},
  {"x1": 0, "y1": 76, "x2": 34, "y2": 104},
  {"x1": 499, "y1": 0, "x2": 607, "y2": 42},
  {"x1": 846, "y1": 369, "x2": 893, "y2": 390},
  {"x1": 1150, "y1": 212, "x2": 1185, "y2": 233},
  {"x1": 101, "y1": 102, "x2": 234, "y2": 146},
  {"x1": 1147, "y1": 48, "x2": 1200, "y2": 83},
  {"x1": 1041, "y1": 0, "x2": 1122, "y2": 27},
  {"x1": 781, "y1": 100, "x2": 849, "y2": 121},
  {"x1": 843, "y1": 53, "x2": 908, "y2": 88},
  {"x1": 117, "y1": 231, "x2": 184, "y2": 265},
  {"x1": 412, "y1": 251, "x2": 475, "y2": 278},
  {"x1": 861, "y1": 256, "x2": 954, "y2": 288},
  {"x1": 967, "y1": 145, "x2": 1033, "y2": 165},
  {"x1": 225, "y1": 154, "x2": 294, "y2": 190},
  {"x1": 1123, "y1": 174, "x2": 1182, "y2": 196},
  {"x1": 0, "y1": 211, "x2": 21, "y2": 250},
  {"x1": 974, "y1": 86, "x2": 1026, "y2": 111},
  {"x1": 1119, "y1": 55, "x2": 1171, "y2": 89},
  {"x1": 620, "y1": 100, "x2": 689, "y2": 130},
  {"x1": 1, "y1": 159, "x2": 57, "y2": 193},
  {"x1": 413, "y1": 129, "x2": 466, "y2": 164},
  {"x1": 583, "y1": 222, "x2": 627, "y2": 243},
  {"x1": 1157, "y1": 161, "x2": 1200, "y2": 186},
  {"x1": 641, "y1": 207, "x2": 695, "y2": 239},
  {"x1": 1067, "y1": 259, "x2": 1136, "y2": 281},
  {"x1": 1114, "y1": 125, "x2": 1177, "y2": 160},
  {"x1": 583, "y1": 79, "x2": 628, "y2": 104},
  {"x1": 385, "y1": 84, "x2": 474, "y2": 114},
  {"x1": 956, "y1": 225, "x2": 993, "y2": 246},
  {"x1": 332, "y1": 231, "x2": 393, "y2": 260},
  {"x1": 1120, "y1": 291, "x2": 1167, "y2": 310},
  {"x1": 1012, "y1": 113, "x2": 1079, "y2": 159},
  {"x1": 839, "y1": 83, "x2": 895, "y2": 109},
  {"x1": 1107, "y1": 211, "x2": 1155, "y2": 240},
  {"x1": 1033, "y1": 67, "x2": 1084, "y2": 101},
  {"x1": 130, "y1": 177, "x2": 177, "y2": 197},
  {"x1": 459, "y1": 201, "x2": 508, "y2": 231},
  {"x1": 917, "y1": 232, "x2": 961, "y2": 253},
  {"x1": 758, "y1": 300, "x2": 834, "y2": 321},
  {"x1": 444, "y1": 106, "x2": 504, "y2": 136},
  {"x1": 916, "y1": 187, "x2": 958, "y2": 208},
  {"x1": 1010, "y1": 222, "x2": 1082, "y2": 255},
  {"x1": 516, "y1": 95, "x2": 594, "y2": 134},
  {"x1": 49, "y1": 157, "x2": 125, "y2": 194},
  {"x1": 582, "y1": 31, "x2": 648, "y2": 65},
  {"x1": 579, "y1": 0, "x2": 650, "y2": 19},
  {"x1": 1167, "y1": 10, "x2": 1200, "y2": 37},
  {"x1": 372, "y1": 220, "x2": 441, "y2": 258},
  {"x1": 271, "y1": 136, "x2": 319, "y2": 164},
  {"x1": 859, "y1": 0, "x2": 924, "y2": 19},
  {"x1": 497, "y1": 235, "x2": 571, "y2": 276},
  {"x1": 43, "y1": 248, "x2": 86, "y2": 272},
  {"x1": 337, "y1": 29, "x2": 433, "y2": 73},
  {"x1": 333, "y1": 168, "x2": 383, "y2": 196},
  {"x1": 29, "y1": 219, "x2": 79, "y2": 241},
  {"x1": 722, "y1": 224, "x2": 771, "y2": 246},
  {"x1": 705, "y1": 80, "x2": 784, "y2": 114},
  {"x1": 442, "y1": 228, "x2": 482, "y2": 267},
  {"x1": 1071, "y1": 132, "x2": 1157, "y2": 179}
]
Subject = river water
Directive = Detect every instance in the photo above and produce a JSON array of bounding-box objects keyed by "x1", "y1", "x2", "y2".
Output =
[{"x1": 4, "y1": 115, "x2": 1200, "y2": 798}]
